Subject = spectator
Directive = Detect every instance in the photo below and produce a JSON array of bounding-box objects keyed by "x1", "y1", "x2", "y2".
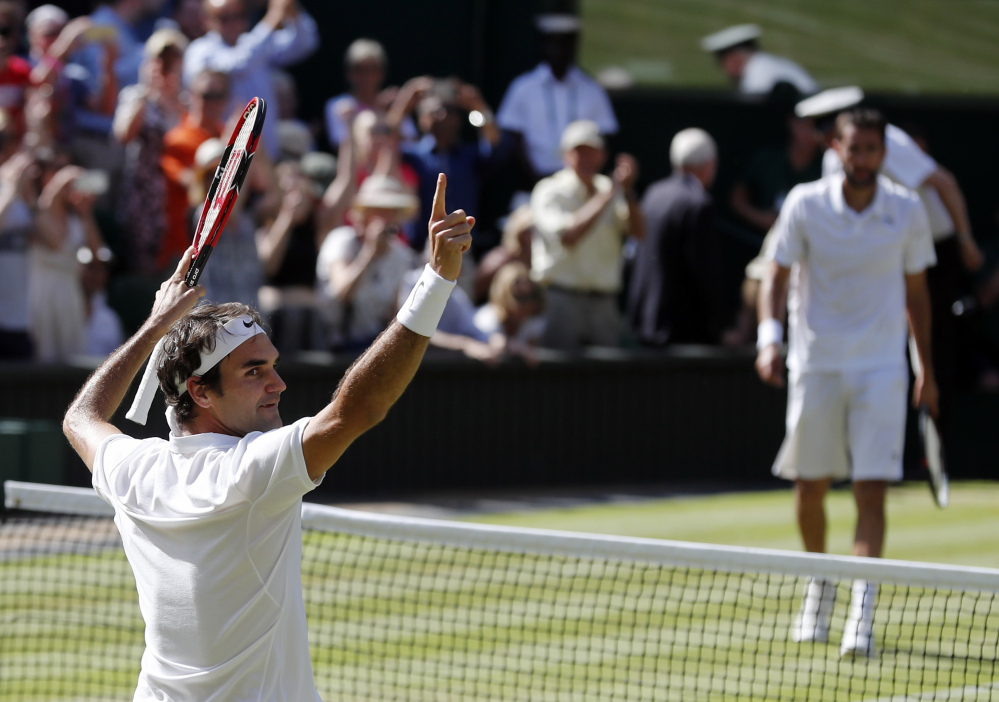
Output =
[
  {"x1": 272, "y1": 68, "x2": 314, "y2": 157},
  {"x1": 395, "y1": 77, "x2": 501, "y2": 251},
  {"x1": 183, "y1": 0, "x2": 319, "y2": 160},
  {"x1": 0, "y1": 127, "x2": 37, "y2": 361},
  {"x1": 113, "y1": 27, "x2": 186, "y2": 277},
  {"x1": 159, "y1": 68, "x2": 228, "y2": 270},
  {"x1": 496, "y1": 13, "x2": 618, "y2": 188},
  {"x1": 31, "y1": 162, "x2": 107, "y2": 362},
  {"x1": 0, "y1": 2, "x2": 33, "y2": 133},
  {"x1": 530, "y1": 119, "x2": 643, "y2": 352},
  {"x1": 257, "y1": 158, "x2": 324, "y2": 352},
  {"x1": 324, "y1": 38, "x2": 418, "y2": 149},
  {"x1": 701, "y1": 24, "x2": 818, "y2": 99},
  {"x1": 169, "y1": 0, "x2": 206, "y2": 42},
  {"x1": 87, "y1": 0, "x2": 148, "y2": 90},
  {"x1": 627, "y1": 128, "x2": 728, "y2": 346},
  {"x1": 315, "y1": 174, "x2": 416, "y2": 351},
  {"x1": 78, "y1": 244, "x2": 125, "y2": 356},
  {"x1": 191, "y1": 137, "x2": 261, "y2": 307},
  {"x1": 474, "y1": 260, "x2": 546, "y2": 364},
  {"x1": 474, "y1": 203, "x2": 533, "y2": 304}
]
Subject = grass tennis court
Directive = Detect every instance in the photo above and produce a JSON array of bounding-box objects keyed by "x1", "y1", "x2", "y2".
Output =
[{"x1": 3, "y1": 482, "x2": 997, "y2": 701}]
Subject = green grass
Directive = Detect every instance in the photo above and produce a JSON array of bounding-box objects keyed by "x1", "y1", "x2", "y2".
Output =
[
  {"x1": 3, "y1": 484, "x2": 998, "y2": 701},
  {"x1": 579, "y1": 0, "x2": 999, "y2": 95},
  {"x1": 459, "y1": 481, "x2": 999, "y2": 568}
]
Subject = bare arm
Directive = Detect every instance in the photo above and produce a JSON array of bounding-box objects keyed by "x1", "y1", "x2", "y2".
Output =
[
  {"x1": 560, "y1": 187, "x2": 616, "y2": 248},
  {"x1": 302, "y1": 174, "x2": 473, "y2": 480},
  {"x1": 755, "y1": 261, "x2": 790, "y2": 387},
  {"x1": 317, "y1": 105, "x2": 358, "y2": 234},
  {"x1": 63, "y1": 249, "x2": 206, "y2": 471},
  {"x1": 924, "y1": 167, "x2": 983, "y2": 271},
  {"x1": 906, "y1": 270, "x2": 939, "y2": 416}
]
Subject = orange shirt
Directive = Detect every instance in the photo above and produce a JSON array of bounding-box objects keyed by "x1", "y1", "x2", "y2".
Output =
[{"x1": 159, "y1": 115, "x2": 219, "y2": 268}]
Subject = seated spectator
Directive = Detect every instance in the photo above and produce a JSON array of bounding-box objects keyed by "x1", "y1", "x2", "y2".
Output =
[
  {"x1": 31, "y1": 161, "x2": 108, "y2": 362},
  {"x1": 701, "y1": 24, "x2": 817, "y2": 99},
  {"x1": 159, "y1": 67, "x2": 228, "y2": 270},
  {"x1": 394, "y1": 77, "x2": 501, "y2": 251},
  {"x1": 324, "y1": 38, "x2": 417, "y2": 149},
  {"x1": 256, "y1": 158, "x2": 325, "y2": 352},
  {"x1": 353, "y1": 109, "x2": 419, "y2": 190},
  {"x1": 78, "y1": 244, "x2": 124, "y2": 357},
  {"x1": 0, "y1": 132, "x2": 37, "y2": 361},
  {"x1": 627, "y1": 128, "x2": 728, "y2": 347},
  {"x1": 184, "y1": 0, "x2": 319, "y2": 159},
  {"x1": 113, "y1": 27, "x2": 186, "y2": 277},
  {"x1": 315, "y1": 175, "x2": 416, "y2": 351},
  {"x1": 530, "y1": 119, "x2": 643, "y2": 353},
  {"x1": 474, "y1": 203, "x2": 533, "y2": 304},
  {"x1": 474, "y1": 261, "x2": 546, "y2": 365},
  {"x1": 496, "y1": 13, "x2": 618, "y2": 188},
  {"x1": 189, "y1": 138, "x2": 261, "y2": 307}
]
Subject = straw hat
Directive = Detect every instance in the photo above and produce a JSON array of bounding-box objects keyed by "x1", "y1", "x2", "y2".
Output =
[{"x1": 353, "y1": 175, "x2": 419, "y2": 220}]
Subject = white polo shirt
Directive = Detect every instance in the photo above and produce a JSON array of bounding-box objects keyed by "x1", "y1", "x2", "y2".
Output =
[
  {"x1": 530, "y1": 168, "x2": 630, "y2": 293},
  {"x1": 767, "y1": 174, "x2": 936, "y2": 373},
  {"x1": 741, "y1": 51, "x2": 818, "y2": 96},
  {"x1": 93, "y1": 417, "x2": 322, "y2": 702},
  {"x1": 823, "y1": 124, "x2": 954, "y2": 241},
  {"x1": 496, "y1": 63, "x2": 618, "y2": 177}
]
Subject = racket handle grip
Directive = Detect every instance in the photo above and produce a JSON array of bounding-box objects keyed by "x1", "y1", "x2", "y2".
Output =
[
  {"x1": 126, "y1": 338, "x2": 167, "y2": 425},
  {"x1": 185, "y1": 247, "x2": 212, "y2": 288}
]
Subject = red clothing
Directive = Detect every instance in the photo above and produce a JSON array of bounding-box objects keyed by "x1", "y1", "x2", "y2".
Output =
[
  {"x1": 159, "y1": 115, "x2": 219, "y2": 268},
  {"x1": 0, "y1": 56, "x2": 33, "y2": 132}
]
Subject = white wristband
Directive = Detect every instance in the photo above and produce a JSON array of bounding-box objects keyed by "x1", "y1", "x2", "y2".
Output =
[
  {"x1": 756, "y1": 319, "x2": 784, "y2": 350},
  {"x1": 396, "y1": 264, "x2": 456, "y2": 337}
]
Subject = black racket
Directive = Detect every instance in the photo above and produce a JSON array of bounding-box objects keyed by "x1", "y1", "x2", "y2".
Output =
[
  {"x1": 919, "y1": 406, "x2": 949, "y2": 509},
  {"x1": 184, "y1": 96, "x2": 267, "y2": 287}
]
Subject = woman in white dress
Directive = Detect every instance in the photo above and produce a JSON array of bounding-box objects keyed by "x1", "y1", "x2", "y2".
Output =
[{"x1": 30, "y1": 163, "x2": 106, "y2": 362}]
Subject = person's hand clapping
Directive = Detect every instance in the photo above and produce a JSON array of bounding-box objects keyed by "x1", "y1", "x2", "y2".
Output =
[
  {"x1": 612, "y1": 153, "x2": 639, "y2": 191},
  {"x1": 427, "y1": 174, "x2": 473, "y2": 282}
]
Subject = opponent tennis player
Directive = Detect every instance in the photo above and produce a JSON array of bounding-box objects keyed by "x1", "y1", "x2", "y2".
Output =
[
  {"x1": 63, "y1": 175, "x2": 471, "y2": 700},
  {"x1": 756, "y1": 109, "x2": 937, "y2": 657}
]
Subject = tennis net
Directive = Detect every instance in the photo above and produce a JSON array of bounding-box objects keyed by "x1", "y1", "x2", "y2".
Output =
[{"x1": 3, "y1": 480, "x2": 998, "y2": 701}]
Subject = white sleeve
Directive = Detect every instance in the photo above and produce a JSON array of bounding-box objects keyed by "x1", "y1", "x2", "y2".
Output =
[
  {"x1": 903, "y1": 198, "x2": 937, "y2": 274},
  {"x1": 530, "y1": 178, "x2": 574, "y2": 245},
  {"x1": 91, "y1": 434, "x2": 148, "y2": 504},
  {"x1": 227, "y1": 417, "x2": 317, "y2": 514},
  {"x1": 496, "y1": 76, "x2": 529, "y2": 132},
  {"x1": 767, "y1": 188, "x2": 806, "y2": 266},
  {"x1": 582, "y1": 81, "x2": 619, "y2": 134},
  {"x1": 883, "y1": 125, "x2": 937, "y2": 190},
  {"x1": 821, "y1": 148, "x2": 842, "y2": 177}
]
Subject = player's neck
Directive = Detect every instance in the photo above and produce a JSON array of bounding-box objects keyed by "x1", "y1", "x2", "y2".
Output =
[{"x1": 841, "y1": 180, "x2": 877, "y2": 213}]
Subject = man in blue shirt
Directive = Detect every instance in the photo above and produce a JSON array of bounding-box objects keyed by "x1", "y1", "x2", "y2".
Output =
[{"x1": 183, "y1": 0, "x2": 318, "y2": 159}]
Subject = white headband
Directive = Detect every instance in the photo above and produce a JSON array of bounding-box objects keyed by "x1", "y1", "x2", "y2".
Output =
[{"x1": 126, "y1": 316, "x2": 265, "y2": 426}]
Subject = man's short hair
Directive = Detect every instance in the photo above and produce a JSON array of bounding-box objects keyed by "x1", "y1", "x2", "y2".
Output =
[
  {"x1": 670, "y1": 128, "x2": 717, "y2": 169},
  {"x1": 159, "y1": 302, "x2": 265, "y2": 424},
  {"x1": 834, "y1": 108, "x2": 887, "y2": 142},
  {"x1": 345, "y1": 38, "x2": 386, "y2": 69}
]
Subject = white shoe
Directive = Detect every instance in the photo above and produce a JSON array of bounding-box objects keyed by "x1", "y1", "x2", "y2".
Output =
[
  {"x1": 840, "y1": 580, "x2": 877, "y2": 657},
  {"x1": 791, "y1": 578, "x2": 835, "y2": 643}
]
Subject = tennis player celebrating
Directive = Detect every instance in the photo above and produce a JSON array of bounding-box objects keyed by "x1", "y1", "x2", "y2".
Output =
[
  {"x1": 756, "y1": 109, "x2": 937, "y2": 658},
  {"x1": 63, "y1": 174, "x2": 471, "y2": 701}
]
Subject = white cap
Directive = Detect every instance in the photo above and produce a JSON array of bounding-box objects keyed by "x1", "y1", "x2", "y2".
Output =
[
  {"x1": 194, "y1": 138, "x2": 226, "y2": 170},
  {"x1": 794, "y1": 86, "x2": 864, "y2": 119},
  {"x1": 560, "y1": 119, "x2": 604, "y2": 152},
  {"x1": 701, "y1": 24, "x2": 761, "y2": 53},
  {"x1": 670, "y1": 128, "x2": 717, "y2": 168},
  {"x1": 535, "y1": 13, "x2": 582, "y2": 34},
  {"x1": 25, "y1": 4, "x2": 68, "y2": 31},
  {"x1": 354, "y1": 175, "x2": 419, "y2": 218},
  {"x1": 144, "y1": 27, "x2": 188, "y2": 58}
]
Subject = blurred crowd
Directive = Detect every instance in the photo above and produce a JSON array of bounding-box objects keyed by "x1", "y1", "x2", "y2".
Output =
[{"x1": 1, "y1": 1, "x2": 996, "y2": 394}]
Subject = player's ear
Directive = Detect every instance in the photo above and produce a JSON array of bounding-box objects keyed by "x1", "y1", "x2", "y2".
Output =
[{"x1": 187, "y1": 377, "x2": 213, "y2": 409}]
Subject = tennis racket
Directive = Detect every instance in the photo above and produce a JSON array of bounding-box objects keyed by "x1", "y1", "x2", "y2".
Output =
[
  {"x1": 918, "y1": 406, "x2": 949, "y2": 508},
  {"x1": 184, "y1": 96, "x2": 267, "y2": 287}
]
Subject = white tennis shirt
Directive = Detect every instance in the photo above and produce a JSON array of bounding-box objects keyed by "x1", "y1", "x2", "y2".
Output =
[
  {"x1": 93, "y1": 417, "x2": 322, "y2": 702},
  {"x1": 823, "y1": 124, "x2": 954, "y2": 241},
  {"x1": 767, "y1": 174, "x2": 936, "y2": 373}
]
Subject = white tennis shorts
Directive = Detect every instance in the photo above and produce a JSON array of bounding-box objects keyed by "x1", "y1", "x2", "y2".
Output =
[{"x1": 772, "y1": 366, "x2": 909, "y2": 482}]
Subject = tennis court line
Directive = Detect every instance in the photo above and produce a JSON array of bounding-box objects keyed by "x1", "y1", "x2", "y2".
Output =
[{"x1": 863, "y1": 681, "x2": 999, "y2": 701}]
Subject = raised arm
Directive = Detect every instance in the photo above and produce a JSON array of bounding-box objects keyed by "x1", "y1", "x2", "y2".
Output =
[
  {"x1": 63, "y1": 249, "x2": 206, "y2": 471},
  {"x1": 923, "y1": 167, "x2": 983, "y2": 272},
  {"x1": 301, "y1": 175, "x2": 473, "y2": 480}
]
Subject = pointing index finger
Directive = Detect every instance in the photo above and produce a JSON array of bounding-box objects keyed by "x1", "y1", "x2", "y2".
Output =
[{"x1": 430, "y1": 173, "x2": 447, "y2": 222}]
